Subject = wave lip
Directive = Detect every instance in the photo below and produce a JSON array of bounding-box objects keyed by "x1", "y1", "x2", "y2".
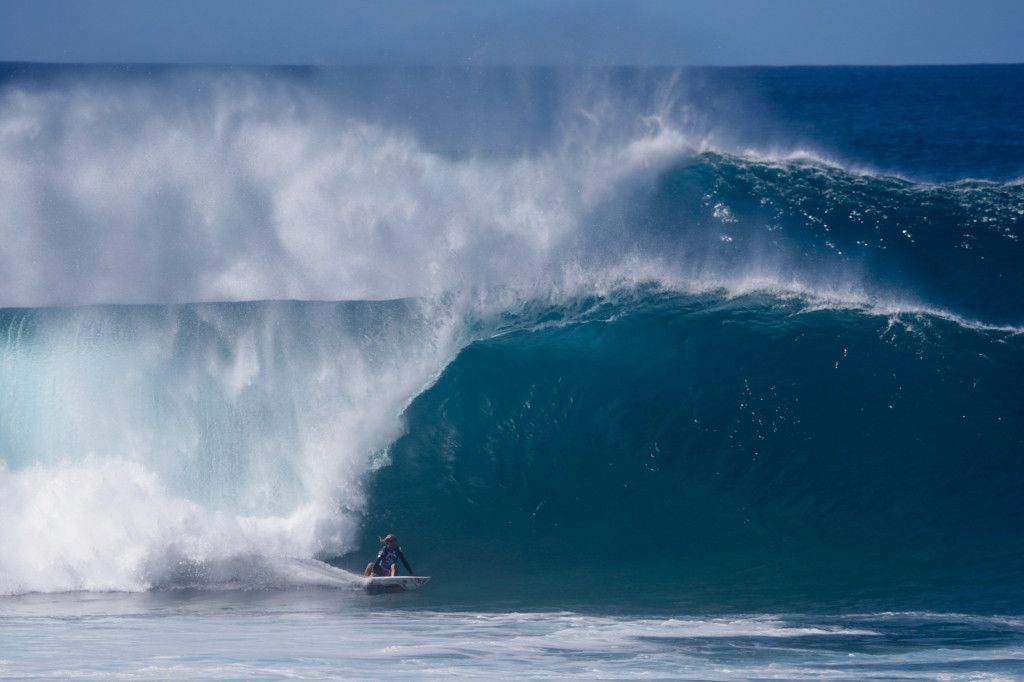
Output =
[{"x1": 2, "y1": 66, "x2": 1021, "y2": 324}]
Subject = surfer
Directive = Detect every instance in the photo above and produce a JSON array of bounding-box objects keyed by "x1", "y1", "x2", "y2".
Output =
[{"x1": 363, "y1": 533, "x2": 415, "y2": 577}]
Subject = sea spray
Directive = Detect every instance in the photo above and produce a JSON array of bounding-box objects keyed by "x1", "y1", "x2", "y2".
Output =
[{"x1": 0, "y1": 299, "x2": 464, "y2": 593}]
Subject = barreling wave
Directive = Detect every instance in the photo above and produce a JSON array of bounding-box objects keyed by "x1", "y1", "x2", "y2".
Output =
[
  {"x1": 1, "y1": 66, "x2": 1022, "y2": 605},
  {"x1": 1, "y1": 289, "x2": 1023, "y2": 603}
]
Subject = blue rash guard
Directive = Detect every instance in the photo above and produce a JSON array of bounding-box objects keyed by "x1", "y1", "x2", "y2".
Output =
[{"x1": 373, "y1": 545, "x2": 414, "y2": 576}]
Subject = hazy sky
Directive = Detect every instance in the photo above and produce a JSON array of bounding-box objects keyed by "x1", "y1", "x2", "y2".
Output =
[{"x1": 1, "y1": 0, "x2": 1023, "y2": 66}]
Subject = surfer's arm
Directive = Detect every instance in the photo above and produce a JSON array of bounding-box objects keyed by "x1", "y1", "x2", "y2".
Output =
[{"x1": 398, "y1": 549, "x2": 414, "y2": 575}]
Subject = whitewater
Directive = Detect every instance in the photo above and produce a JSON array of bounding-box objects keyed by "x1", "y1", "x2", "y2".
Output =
[{"x1": 1, "y1": 64, "x2": 1023, "y2": 679}]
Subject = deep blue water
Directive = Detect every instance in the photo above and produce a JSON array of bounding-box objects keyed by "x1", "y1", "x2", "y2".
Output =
[
  {"x1": 0, "y1": 63, "x2": 1022, "y2": 678},
  {"x1": 696, "y1": 65, "x2": 1024, "y2": 182},
  {"x1": 358, "y1": 294, "x2": 1024, "y2": 613}
]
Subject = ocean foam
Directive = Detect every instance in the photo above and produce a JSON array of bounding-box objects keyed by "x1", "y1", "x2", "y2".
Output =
[
  {"x1": 0, "y1": 456, "x2": 343, "y2": 594},
  {"x1": 0, "y1": 300, "x2": 463, "y2": 594}
]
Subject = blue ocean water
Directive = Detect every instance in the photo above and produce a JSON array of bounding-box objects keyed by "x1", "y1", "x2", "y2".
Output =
[{"x1": 0, "y1": 64, "x2": 1022, "y2": 679}]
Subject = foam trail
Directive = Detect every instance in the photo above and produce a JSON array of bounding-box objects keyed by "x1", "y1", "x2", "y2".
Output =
[
  {"x1": 0, "y1": 457, "x2": 334, "y2": 593},
  {"x1": 0, "y1": 453, "x2": 370, "y2": 593}
]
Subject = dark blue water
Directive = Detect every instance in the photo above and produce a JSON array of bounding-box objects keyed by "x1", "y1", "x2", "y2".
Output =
[
  {"x1": 358, "y1": 294, "x2": 1024, "y2": 612},
  {"x1": 696, "y1": 65, "x2": 1024, "y2": 182}
]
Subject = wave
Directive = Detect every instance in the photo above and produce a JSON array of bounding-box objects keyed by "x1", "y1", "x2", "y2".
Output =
[
  {"x1": 1, "y1": 66, "x2": 1023, "y2": 605},
  {"x1": 1, "y1": 291, "x2": 1022, "y2": 604}
]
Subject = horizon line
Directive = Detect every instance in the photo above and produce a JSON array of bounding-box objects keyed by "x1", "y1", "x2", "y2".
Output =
[{"x1": 2, "y1": 60, "x2": 1023, "y2": 70}]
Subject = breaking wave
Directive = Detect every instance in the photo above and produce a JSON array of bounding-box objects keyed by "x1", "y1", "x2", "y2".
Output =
[{"x1": 0, "y1": 65, "x2": 1022, "y2": 606}]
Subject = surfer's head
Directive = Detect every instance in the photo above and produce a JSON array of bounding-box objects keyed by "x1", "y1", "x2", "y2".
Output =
[{"x1": 381, "y1": 533, "x2": 398, "y2": 547}]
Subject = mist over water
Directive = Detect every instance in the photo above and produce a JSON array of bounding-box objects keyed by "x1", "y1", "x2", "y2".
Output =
[
  {"x1": 3, "y1": 65, "x2": 1020, "y2": 311},
  {"x1": 0, "y1": 64, "x2": 1022, "y2": 610},
  {"x1": 0, "y1": 66, "x2": 708, "y2": 307}
]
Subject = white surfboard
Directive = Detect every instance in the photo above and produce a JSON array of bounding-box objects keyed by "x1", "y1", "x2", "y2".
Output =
[{"x1": 363, "y1": 575, "x2": 431, "y2": 591}]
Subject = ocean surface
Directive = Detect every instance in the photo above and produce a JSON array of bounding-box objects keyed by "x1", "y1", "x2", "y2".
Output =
[{"x1": 0, "y1": 63, "x2": 1023, "y2": 679}]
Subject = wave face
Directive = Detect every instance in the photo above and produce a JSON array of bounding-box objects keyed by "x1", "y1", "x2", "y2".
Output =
[
  {"x1": 0, "y1": 65, "x2": 1023, "y2": 606},
  {"x1": 360, "y1": 294, "x2": 1024, "y2": 607}
]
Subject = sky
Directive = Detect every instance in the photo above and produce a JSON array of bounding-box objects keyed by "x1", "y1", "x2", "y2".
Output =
[{"x1": 1, "y1": 0, "x2": 1023, "y2": 66}]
